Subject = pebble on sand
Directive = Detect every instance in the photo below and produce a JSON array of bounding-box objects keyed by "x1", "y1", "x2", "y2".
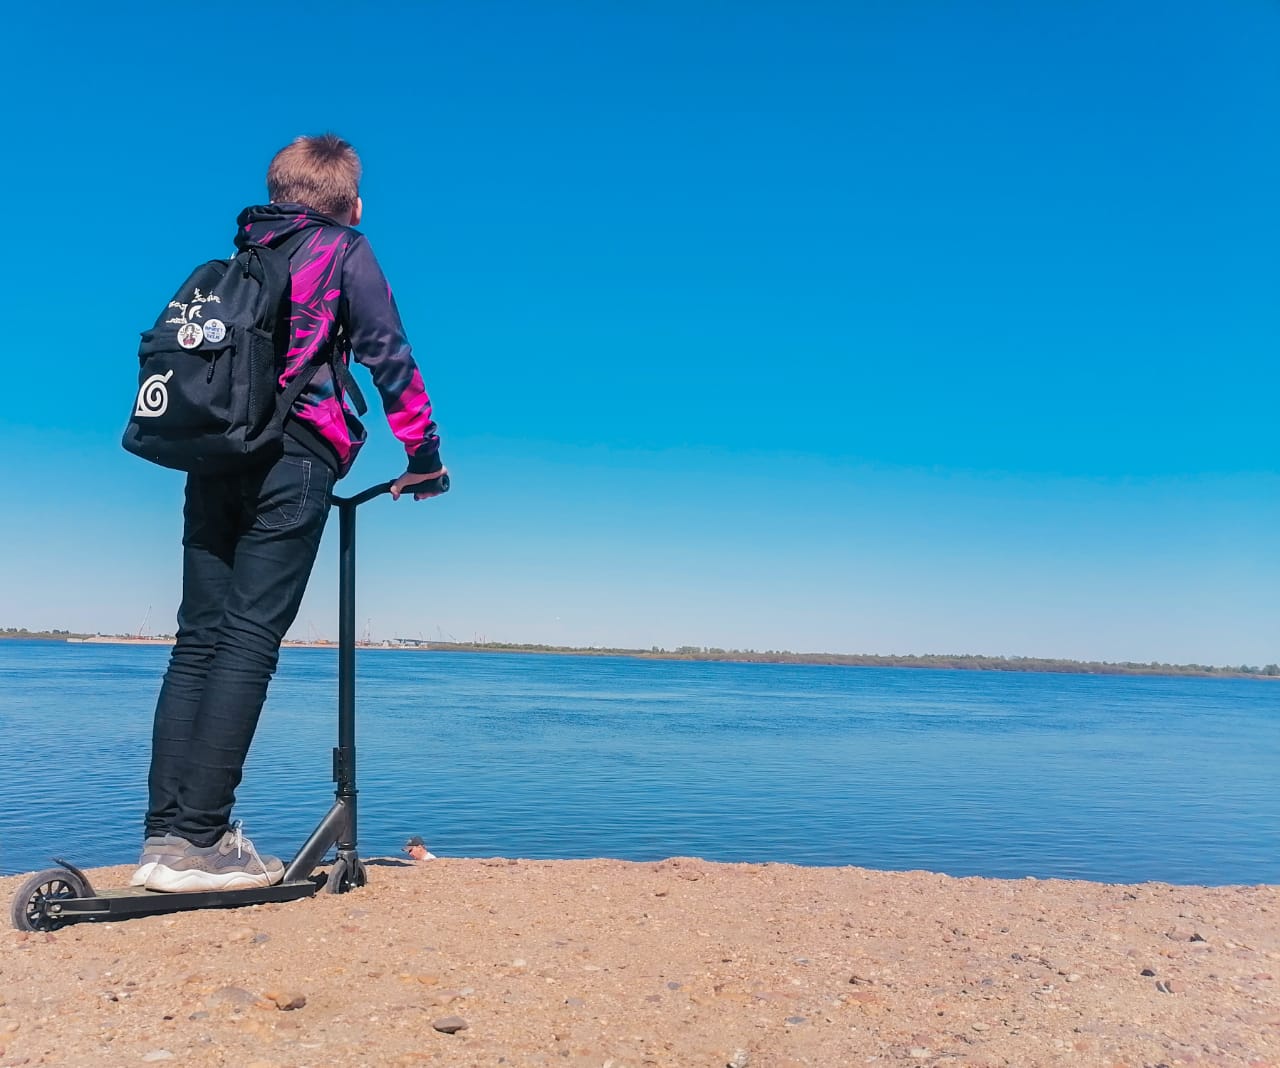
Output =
[{"x1": 432, "y1": 1015, "x2": 470, "y2": 1034}]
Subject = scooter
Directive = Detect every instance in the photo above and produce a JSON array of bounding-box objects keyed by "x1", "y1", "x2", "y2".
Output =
[{"x1": 10, "y1": 477, "x2": 445, "y2": 932}]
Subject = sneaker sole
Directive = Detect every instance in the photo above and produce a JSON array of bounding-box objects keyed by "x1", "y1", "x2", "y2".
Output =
[
  {"x1": 145, "y1": 867, "x2": 284, "y2": 893},
  {"x1": 132, "y1": 853, "x2": 189, "y2": 886}
]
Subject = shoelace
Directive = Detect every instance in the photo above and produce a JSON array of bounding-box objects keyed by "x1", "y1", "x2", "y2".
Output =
[{"x1": 229, "y1": 820, "x2": 268, "y2": 874}]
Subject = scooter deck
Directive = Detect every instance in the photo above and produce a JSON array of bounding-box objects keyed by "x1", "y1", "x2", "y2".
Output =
[{"x1": 45, "y1": 880, "x2": 319, "y2": 923}]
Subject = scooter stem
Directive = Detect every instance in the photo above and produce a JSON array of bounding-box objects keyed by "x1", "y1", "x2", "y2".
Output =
[
  {"x1": 283, "y1": 475, "x2": 448, "y2": 884},
  {"x1": 282, "y1": 484, "x2": 384, "y2": 883}
]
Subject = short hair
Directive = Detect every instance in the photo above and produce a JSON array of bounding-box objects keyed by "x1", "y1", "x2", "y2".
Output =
[{"x1": 267, "y1": 134, "x2": 362, "y2": 218}]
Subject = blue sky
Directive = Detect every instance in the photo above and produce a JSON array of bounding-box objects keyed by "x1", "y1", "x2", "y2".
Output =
[{"x1": 1, "y1": 2, "x2": 1276, "y2": 665}]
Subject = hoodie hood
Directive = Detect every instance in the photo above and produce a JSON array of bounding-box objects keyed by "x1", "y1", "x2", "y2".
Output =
[{"x1": 234, "y1": 203, "x2": 345, "y2": 251}]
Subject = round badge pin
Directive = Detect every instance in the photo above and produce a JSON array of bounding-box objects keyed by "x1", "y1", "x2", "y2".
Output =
[
  {"x1": 177, "y1": 322, "x2": 203, "y2": 350},
  {"x1": 203, "y1": 318, "x2": 227, "y2": 344}
]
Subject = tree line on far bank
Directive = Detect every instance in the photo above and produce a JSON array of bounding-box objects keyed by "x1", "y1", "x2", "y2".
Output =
[
  {"x1": 412, "y1": 640, "x2": 1280, "y2": 680},
  {"x1": 5, "y1": 627, "x2": 1276, "y2": 680}
]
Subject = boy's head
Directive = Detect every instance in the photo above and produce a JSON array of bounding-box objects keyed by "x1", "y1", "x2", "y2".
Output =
[
  {"x1": 267, "y1": 133, "x2": 363, "y2": 224},
  {"x1": 403, "y1": 835, "x2": 432, "y2": 861}
]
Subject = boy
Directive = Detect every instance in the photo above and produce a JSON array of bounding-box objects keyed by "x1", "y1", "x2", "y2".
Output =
[{"x1": 135, "y1": 134, "x2": 447, "y2": 893}]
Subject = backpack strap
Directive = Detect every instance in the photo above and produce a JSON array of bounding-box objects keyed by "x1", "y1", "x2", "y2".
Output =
[
  {"x1": 273, "y1": 335, "x2": 367, "y2": 425},
  {"x1": 276, "y1": 354, "x2": 327, "y2": 416},
  {"x1": 329, "y1": 325, "x2": 368, "y2": 417}
]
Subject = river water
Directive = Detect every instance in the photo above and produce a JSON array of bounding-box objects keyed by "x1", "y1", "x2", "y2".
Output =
[{"x1": 1, "y1": 640, "x2": 1276, "y2": 885}]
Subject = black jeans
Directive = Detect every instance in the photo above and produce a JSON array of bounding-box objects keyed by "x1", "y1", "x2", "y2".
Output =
[{"x1": 146, "y1": 438, "x2": 333, "y2": 847}]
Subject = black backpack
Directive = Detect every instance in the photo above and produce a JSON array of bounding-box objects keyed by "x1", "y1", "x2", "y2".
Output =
[{"x1": 122, "y1": 236, "x2": 364, "y2": 474}]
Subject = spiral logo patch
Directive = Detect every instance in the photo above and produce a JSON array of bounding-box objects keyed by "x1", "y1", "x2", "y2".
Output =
[{"x1": 135, "y1": 370, "x2": 175, "y2": 418}]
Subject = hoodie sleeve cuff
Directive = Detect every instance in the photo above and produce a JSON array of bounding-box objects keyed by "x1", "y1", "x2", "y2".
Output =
[{"x1": 408, "y1": 447, "x2": 444, "y2": 476}]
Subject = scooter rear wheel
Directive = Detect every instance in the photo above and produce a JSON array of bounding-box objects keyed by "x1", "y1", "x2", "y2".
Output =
[{"x1": 11, "y1": 867, "x2": 89, "y2": 932}]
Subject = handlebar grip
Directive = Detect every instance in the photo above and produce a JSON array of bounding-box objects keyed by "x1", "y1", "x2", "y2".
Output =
[
  {"x1": 416, "y1": 473, "x2": 450, "y2": 496},
  {"x1": 336, "y1": 473, "x2": 451, "y2": 507}
]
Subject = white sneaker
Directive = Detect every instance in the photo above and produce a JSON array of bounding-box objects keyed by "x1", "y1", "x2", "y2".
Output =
[{"x1": 144, "y1": 823, "x2": 284, "y2": 893}]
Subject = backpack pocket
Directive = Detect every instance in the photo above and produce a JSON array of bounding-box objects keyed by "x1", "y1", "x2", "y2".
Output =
[
  {"x1": 132, "y1": 328, "x2": 233, "y2": 432},
  {"x1": 123, "y1": 324, "x2": 281, "y2": 473}
]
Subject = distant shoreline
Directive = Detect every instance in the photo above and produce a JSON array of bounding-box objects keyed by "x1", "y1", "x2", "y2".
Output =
[{"x1": 2, "y1": 630, "x2": 1276, "y2": 680}]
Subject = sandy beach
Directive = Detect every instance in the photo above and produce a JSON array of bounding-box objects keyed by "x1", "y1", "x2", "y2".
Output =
[{"x1": 1, "y1": 857, "x2": 1276, "y2": 1067}]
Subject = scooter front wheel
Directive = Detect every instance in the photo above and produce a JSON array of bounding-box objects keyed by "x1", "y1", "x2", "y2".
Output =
[
  {"x1": 11, "y1": 867, "x2": 89, "y2": 932},
  {"x1": 324, "y1": 856, "x2": 367, "y2": 894}
]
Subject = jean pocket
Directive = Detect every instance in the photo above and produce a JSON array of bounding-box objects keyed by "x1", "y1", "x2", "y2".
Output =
[{"x1": 258, "y1": 457, "x2": 315, "y2": 530}]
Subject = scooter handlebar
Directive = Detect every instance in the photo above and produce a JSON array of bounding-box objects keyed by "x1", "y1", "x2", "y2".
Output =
[{"x1": 335, "y1": 473, "x2": 450, "y2": 507}]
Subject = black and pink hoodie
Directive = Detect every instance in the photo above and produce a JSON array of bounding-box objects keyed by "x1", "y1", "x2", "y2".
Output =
[{"x1": 235, "y1": 203, "x2": 442, "y2": 478}]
